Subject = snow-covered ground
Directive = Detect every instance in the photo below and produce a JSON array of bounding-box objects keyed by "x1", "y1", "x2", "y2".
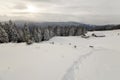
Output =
[{"x1": 0, "y1": 30, "x2": 120, "y2": 80}]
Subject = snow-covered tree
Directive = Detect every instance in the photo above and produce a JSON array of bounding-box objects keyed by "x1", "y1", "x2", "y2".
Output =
[
  {"x1": 33, "y1": 27, "x2": 42, "y2": 42},
  {"x1": 7, "y1": 20, "x2": 20, "y2": 42},
  {"x1": 69, "y1": 27, "x2": 75, "y2": 36},
  {"x1": 0, "y1": 26, "x2": 9, "y2": 43},
  {"x1": 43, "y1": 28, "x2": 50, "y2": 41},
  {"x1": 24, "y1": 23, "x2": 33, "y2": 45}
]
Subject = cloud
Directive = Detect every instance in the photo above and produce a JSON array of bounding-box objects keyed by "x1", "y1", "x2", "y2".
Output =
[
  {"x1": 25, "y1": 0, "x2": 53, "y2": 2},
  {"x1": 13, "y1": 3, "x2": 27, "y2": 10},
  {"x1": 1, "y1": 11, "x2": 120, "y2": 25},
  {"x1": 0, "y1": 0, "x2": 120, "y2": 24}
]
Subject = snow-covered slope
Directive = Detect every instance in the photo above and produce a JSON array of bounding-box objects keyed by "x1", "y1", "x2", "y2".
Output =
[{"x1": 0, "y1": 30, "x2": 120, "y2": 80}]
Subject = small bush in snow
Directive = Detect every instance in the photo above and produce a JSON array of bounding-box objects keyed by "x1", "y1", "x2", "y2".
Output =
[
  {"x1": 89, "y1": 45, "x2": 94, "y2": 48},
  {"x1": 74, "y1": 45, "x2": 77, "y2": 48},
  {"x1": 26, "y1": 40, "x2": 33, "y2": 45}
]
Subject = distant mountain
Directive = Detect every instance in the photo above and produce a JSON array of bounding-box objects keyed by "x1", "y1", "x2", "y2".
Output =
[
  {"x1": 3, "y1": 20, "x2": 120, "y2": 31},
  {"x1": 12, "y1": 21, "x2": 94, "y2": 30}
]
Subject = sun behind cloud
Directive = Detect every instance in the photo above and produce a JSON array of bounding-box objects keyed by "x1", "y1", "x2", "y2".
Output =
[{"x1": 26, "y1": 5, "x2": 38, "y2": 13}]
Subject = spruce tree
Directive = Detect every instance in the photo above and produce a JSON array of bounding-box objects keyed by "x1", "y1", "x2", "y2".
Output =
[{"x1": 24, "y1": 23, "x2": 33, "y2": 45}]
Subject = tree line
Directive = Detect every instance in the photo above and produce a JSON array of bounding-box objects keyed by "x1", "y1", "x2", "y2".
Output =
[
  {"x1": 88, "y1": 25, "x2": 120, "y2": 31},
  {"x1": 0, "y1": 20, "x2": 87, "y2": 44}
]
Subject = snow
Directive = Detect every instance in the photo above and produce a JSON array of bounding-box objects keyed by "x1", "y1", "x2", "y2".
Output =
[
  {"x1": 0, "y1": 30, "x2": 120, "y2": 80},
  {"x1": 91, "y1": 32, "x2": 105, "y2": 37}
]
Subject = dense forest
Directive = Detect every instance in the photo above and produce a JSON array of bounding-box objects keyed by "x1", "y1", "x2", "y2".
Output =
[
  {"x1": 87, "y1": 25, "x2": 120, "y2": 31},
  {"x1": 0, "y1": 20, "x2": 87, "y2": 44}
]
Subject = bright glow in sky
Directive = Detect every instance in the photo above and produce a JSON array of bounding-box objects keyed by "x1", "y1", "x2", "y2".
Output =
[
  {"x1": 26, "y1": 5, "x2": 38, "y2": 13},
  {"x1": 0, "y1": 0, "x2": 120, "y2": 24}
]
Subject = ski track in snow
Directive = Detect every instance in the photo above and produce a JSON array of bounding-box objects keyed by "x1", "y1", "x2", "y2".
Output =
[
  {"x1": 61, "y1": 46, "x2": 108, "y2": 80},
  {"x1": 62, "y1": 48, "x2": 94, "y2": 80}
]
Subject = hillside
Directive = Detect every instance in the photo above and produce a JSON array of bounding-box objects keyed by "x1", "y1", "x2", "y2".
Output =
[{"x1": 0, "y1": 30, "x2": 120, "y2": 80}]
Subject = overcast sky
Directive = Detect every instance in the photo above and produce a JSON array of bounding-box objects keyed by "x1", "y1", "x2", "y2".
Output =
[{"x1": 0, "y1": 0, "x2": 120, "y2": 24}]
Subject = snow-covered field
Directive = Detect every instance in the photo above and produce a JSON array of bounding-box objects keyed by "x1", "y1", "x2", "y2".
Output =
[{"x1": 0, "y1": 30, "x2": 120, "y2": 80}]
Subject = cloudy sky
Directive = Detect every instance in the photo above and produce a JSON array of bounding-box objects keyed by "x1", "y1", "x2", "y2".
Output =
[{"x1": 0, "y1": 0, "x2": 120, "y2": 24}]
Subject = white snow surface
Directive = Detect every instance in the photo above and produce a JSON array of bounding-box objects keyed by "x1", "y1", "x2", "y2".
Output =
[{"x1": 0, "y1": 30, "x2": 120, "y2": 80}]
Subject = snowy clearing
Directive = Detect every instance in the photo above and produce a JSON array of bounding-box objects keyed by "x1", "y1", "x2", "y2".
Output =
[{"x1": 0, "y1": 30, "x2": 120, "y2": 80}]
